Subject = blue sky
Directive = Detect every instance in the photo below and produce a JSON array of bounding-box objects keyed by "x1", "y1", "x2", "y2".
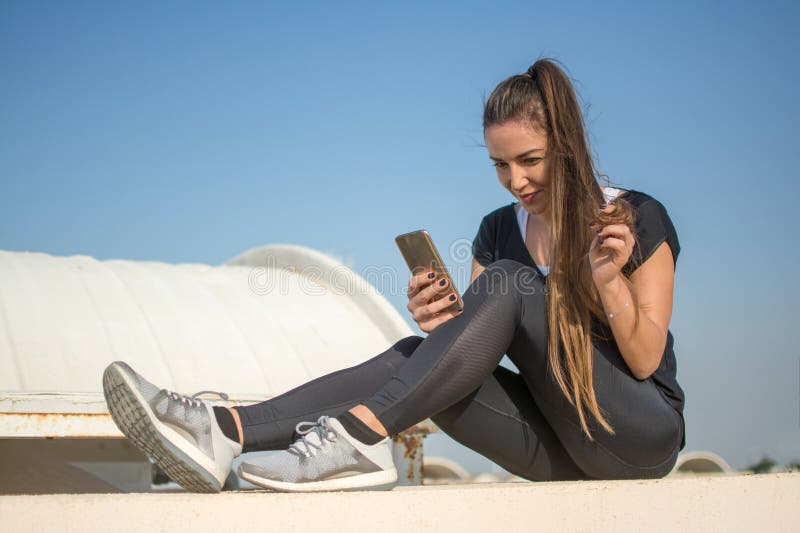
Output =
[{"x1": 1, "y1": 1, "x2": 798, "y2": 471}]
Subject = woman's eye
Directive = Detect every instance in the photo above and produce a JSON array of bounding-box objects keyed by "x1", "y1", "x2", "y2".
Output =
[
  {"x1": 523, "y1": 158, "x2": 541, "y2": 165},
  {"x1": 492, "y1": 162, "x2": 508, "y2": 169}
]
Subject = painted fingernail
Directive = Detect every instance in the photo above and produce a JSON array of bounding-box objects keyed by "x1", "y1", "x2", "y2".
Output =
[
  {"x1": 428, "y1": 272, "x2": 436, "y2": 279},
  {"x1": 449, "y1": 294, "x2": 456, "y2": 301},
  {"x1": 439, "y1": 278, "x2": 447, "y2": 286}
]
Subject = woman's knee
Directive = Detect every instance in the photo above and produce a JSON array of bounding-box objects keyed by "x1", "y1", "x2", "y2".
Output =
[
  {"x1": 486, "y1": 259, "x2": 539, "y2": 278},
  {"x1": 470, "y1": 259, "x2": 545, "y2": 300}
]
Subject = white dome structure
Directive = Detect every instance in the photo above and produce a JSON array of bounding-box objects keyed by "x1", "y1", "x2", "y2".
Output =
[
  {"x1": 0, "y1": 245, "x2": 422, "y2": 493},
  {"x1": 0, "y1": 245, "x2": 413, "y2": 398},
  {"x1": 672, "y1": 451, "x2": 735, "y2": 474}
]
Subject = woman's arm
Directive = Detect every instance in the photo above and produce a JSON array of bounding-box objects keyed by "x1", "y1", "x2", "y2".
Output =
[{"x1": 594, "y1": 240, "x2": 675, "y2": 380}]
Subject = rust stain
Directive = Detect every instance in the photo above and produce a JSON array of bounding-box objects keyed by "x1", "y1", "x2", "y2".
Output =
[
  {"x1": 402, "y1": 433, "x2": 422, "y2": 461},
  {"x1": 393, "y1": 426, "x2": 433, "y2": 482}
]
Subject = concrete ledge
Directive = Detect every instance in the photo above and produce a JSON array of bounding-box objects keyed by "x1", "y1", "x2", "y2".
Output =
[{"x1": 2, "y1": 473, "x2": 798, "y2": 532}]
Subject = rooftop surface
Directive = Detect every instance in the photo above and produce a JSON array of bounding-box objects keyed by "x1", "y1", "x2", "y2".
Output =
[{"x1": 3, "y1": 473, "x2": 798, "y2": 532}]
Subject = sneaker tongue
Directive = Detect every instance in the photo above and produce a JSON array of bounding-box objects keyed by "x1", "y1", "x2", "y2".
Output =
[{"x1": 301, "y1": 429, "x2": 323, "y2": 447}]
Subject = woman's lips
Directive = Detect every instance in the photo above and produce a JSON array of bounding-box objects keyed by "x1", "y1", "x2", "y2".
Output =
[{"x1": 520, "y1": 191, "x2": 538, "y2": 203}]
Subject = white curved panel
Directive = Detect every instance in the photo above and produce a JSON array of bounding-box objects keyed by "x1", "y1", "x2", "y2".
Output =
[{"x1": 0, "y1": 245, "x2": 414, "y2": 399}]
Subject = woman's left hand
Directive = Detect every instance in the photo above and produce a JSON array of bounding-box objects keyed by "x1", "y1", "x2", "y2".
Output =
[{"x1": 589, "y1": 204, "x2": 635, "y2": 287}]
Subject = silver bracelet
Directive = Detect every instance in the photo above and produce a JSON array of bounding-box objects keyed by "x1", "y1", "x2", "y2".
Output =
[{"x1": 606, "y1": 300, "x2": 630, "y2": 319}]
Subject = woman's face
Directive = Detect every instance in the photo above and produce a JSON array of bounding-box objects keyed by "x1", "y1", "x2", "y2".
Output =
[{"x1": 484, "y1": 120, "x2": 551, "y2": 218}]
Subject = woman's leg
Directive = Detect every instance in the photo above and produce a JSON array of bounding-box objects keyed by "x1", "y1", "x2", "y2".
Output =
[
  {"x1": 234, "y1": 335, "x2": 423, "y2": 452},
  {"x1": 507, "y1": 330, "x2": 684, "y2": 479},
  {"x1": 431, "y1": 365, "x2": 587, "y2": 481},
  {"x1": 359, "y1": 260, "x2": 526, "y2": 434},
  {"x1": 358, "y1": 259, "x2": 682, "y2": 479}
]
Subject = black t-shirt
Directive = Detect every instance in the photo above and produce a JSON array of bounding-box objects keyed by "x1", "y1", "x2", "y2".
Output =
[{"x1": 472, "y1": 187, "x2": 686, "y2": 448}]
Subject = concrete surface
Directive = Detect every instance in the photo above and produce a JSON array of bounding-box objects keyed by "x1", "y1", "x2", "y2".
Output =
[{"x1": 2, "y1": 473, "x2": 797, "y2": 532}]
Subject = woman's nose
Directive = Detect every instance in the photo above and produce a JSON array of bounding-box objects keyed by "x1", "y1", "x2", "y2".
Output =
[{"x1": 509, "y1": 164, "x2": 529, "y2": 189}]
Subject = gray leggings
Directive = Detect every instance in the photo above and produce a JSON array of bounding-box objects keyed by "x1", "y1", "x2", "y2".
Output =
[{"x1": 235, "y1": 259, "x2": 684, "y2": 480}]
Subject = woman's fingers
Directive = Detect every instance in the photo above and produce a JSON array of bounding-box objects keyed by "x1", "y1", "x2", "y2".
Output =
[
  {"x1": 410, "y1": 282, "x2": 460, "y2": 322},
  {"x1": 420, "y1": 309, "x2": 463, "y2": 333},
  {"x1": 595, "y1": 223, "x2": 634, "y2": 256},
  {"x1": 407, "y1": 270, "x2": 436, "y2": 299},
  {"x1": 409, "y1": 275, "x2": 451, "y2": 308},
  {"x1": 590, "y1": 205, "x2": 636, "y2": 282},
  {"x1": 427, "y1": 291, "x2": 461, "y2": 314},
  {"x1": 411, "y1": 288, "x2": 460, "y2": 323},
  {"x1": 596, "y1": 223, "x2": 632, "y2": 241},
  {"x1": 598, "y1": 236, "x2": 627, "y2": 254},
  {"x1": 406, "y1": 269, "x2": 462, "y2": 332}
]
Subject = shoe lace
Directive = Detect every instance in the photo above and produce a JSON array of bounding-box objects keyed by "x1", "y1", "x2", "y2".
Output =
[
  {"x1": 164, "y1": 389, "x2": 229, "y2": 409},
  {"x1": 289, "y1": 415, "x2": 338, "y2": 458}
]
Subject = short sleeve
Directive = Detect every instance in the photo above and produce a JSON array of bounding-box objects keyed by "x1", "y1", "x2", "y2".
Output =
[
  {"x1": 472, "y1": 214, "x2": 496, "y2": 267},
  {"x1": 625, "y1": 198, "x2": 680, "y2": 275}
]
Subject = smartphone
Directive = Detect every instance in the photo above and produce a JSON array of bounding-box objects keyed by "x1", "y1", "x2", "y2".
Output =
[{"x1": 395, "y1": 229, "x2": 464, "y2": 313}]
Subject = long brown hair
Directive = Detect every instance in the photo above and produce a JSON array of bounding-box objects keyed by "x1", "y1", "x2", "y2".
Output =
[{"x1": 483, "y1": 58, "x2": 639, "y2": 439}]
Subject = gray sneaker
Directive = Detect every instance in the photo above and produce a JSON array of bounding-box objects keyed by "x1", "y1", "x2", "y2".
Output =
[
  {"x1": 238, "y1": 415, "x2": 397, "y2": 492},
  {"x1": 102, "y1": 361, "x2": 242, "y2": 493}
]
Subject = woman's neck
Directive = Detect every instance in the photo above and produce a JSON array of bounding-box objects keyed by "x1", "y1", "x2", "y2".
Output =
[
  {"x1": 521, "y1": 204, "x2": 552, "y2": 232},
  {"x1": 529, "y1": 211, "x2": 551, "y2": 230}
]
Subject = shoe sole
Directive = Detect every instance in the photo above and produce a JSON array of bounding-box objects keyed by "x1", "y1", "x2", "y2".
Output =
[
  {"x1": 238, "y1": 465, "x2": 397, "y2": 493},
  {"x1": 102, "y1": 363, "x2": 225, "y2": 493}
]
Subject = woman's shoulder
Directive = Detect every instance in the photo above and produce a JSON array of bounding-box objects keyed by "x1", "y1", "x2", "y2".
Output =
[
  {"x1": 478, "y1": 202, "x2": 517, "y2": 226},
  {"x1": 472, "y1": 202, "x2": 518, "y2": 267},
  {"x1": 484, "y1": 201, "x2": 517, "y2": 218},
  {"x1": 611, "y1": 186, "x2": 664, "y2": 209},
  {"x1": 616, "y1": 188, "x2": 675, "y2": 227},
  {"x1": 610, "y1": 187, "x2": 676, "y2": 228}
]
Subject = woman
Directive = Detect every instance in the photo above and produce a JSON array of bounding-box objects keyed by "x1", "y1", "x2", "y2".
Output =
[{"x1": 103, "y1": 58, "x2": 685, "y2": 493}]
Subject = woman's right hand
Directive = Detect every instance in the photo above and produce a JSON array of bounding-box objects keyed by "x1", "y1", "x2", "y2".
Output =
[{"x1": 406, "y1": 270, "x2": 463, "y2": 333}]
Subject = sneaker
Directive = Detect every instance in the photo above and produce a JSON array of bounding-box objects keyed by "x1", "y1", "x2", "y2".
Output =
[
  {"x1": 237, "y1": 415, "x2": 397, "y2": 492},
  {"x1": 102, "y1": 361, "x2": 242, "y2": 493}
]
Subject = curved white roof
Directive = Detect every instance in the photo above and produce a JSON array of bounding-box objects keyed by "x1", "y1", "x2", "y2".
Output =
[
  {"x1": 0, "y1": 245, "x2": 413, "y2": 400},
  {"x1": 672, "y1": 451, "x2": 734, "y2": 474}
]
